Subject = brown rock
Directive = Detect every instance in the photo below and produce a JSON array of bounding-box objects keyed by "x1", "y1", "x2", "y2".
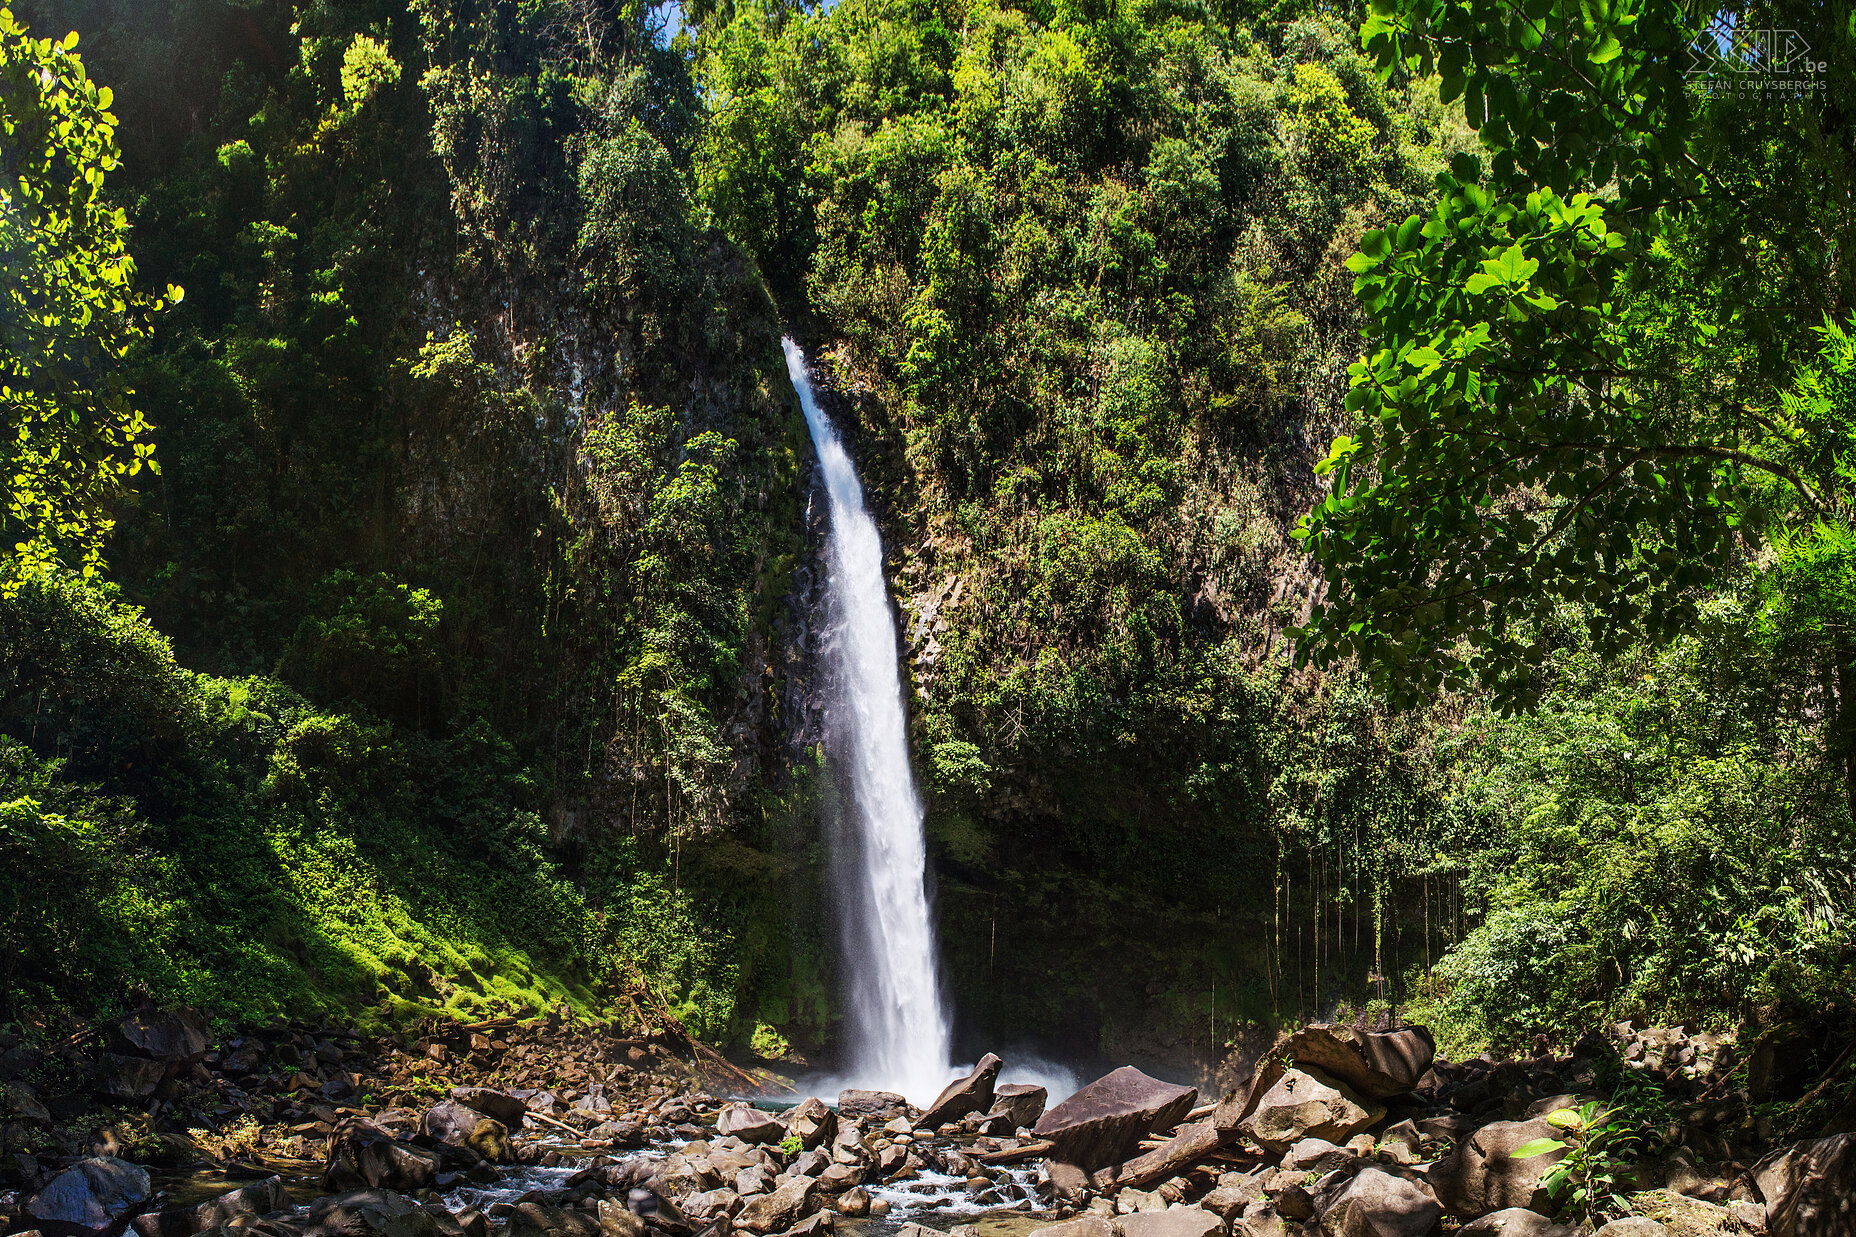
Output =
[
  {"x1": 321, "y1": 1118, "x2": 440, "y2": 1193},
  {"x1": 1240, "y1": 1069, "x2": 1384, "y2": 1154},
  {"x1": 1457, "y1": 1208, "x2": 1580, "y2": 1237},
  {"x1": 114, "y1": 1008, "x2": 209, "y2": 1063},
  {"x1": 1282, "y1": 1026, "x2": 1434, "y2": 1102},
  {"x1": 1115, "y1": 1209, "x2": 1223, "y2": 1237},
  {"x1": 449, "y1": 1087, "x2": 528, "y2": 1127},
  {"x1": 1048, "y1": 1162, "x2": 1091, "y2": 1205},
  {"x1": 1313, "y1": 1167, "x2": 1441, "y2": 1237},
  {"x1": 1427, "y1": 1119, "x2": 1566, "y2": 1219},
  {"x1": 1104, "y1": 1121, "x2": 1235, "y2": 1190},
  {"x1": 1030, "y1": 1217, "x2": 1115, "y2": 1237},
  {"x1": 1755, "y1": 1134, "x2": 1856, "y2": 1237},
  {"x1": 786, "y1": 1098, "x2": 837, "y2": 1150},
  {"x1": 132, "y1": 1177, "x2": 289, "y2": 1237},
  {"x1": 717, "y1": 1105, "x2": 786, "y2": 1145},
  {"x1": 922, "y1": 1056, "x2": 1004, "y2": 1129},
  {"x1": 735, "y1": 1179, "x2": 817, "y2": 1234},
  {"x1": 1033, "y1": 1068, "x2": 1198, "y2": 1171},
  {"x1": 989, "y1": 1084, "x2": 1049, "y2": 1130}
]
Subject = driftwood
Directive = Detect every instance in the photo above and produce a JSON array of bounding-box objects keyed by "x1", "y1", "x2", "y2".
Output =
[
  {"x1": 977, "y1": 1138, "x2": 1055, "y2": 1164},
  {"x1": 1093, "y1": 1089, "x2": 1252, "y2": 1191}
]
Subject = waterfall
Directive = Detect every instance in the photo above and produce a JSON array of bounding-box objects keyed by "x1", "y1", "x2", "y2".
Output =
[{"x1": 784, "y1": 337, "x2": 952, "y2": 1103}]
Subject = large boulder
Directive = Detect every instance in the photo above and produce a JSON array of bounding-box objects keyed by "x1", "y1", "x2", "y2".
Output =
[
  {"x1": 26, "y1": 1158, "x2": 152, "y2": 1231},
  {"x1": 921, "y1": 1055, "x2": 1003, "y2": 1128},
  {"x1": 1116, "y1": 1209, "x2": 1224, "y2": 1237},
  {"x1": 785, "y1": 1098, "x2": 837, "y2": 1150},
  {"x1": 132, "y1": 1177, "x2": 289, "y2": 1237},
  {"x1": 734, "y1": 1179, "x2": 816, "y2": 1234},
  {"x1": 1458, "y1": 1209, "x2": 1579, "y2": 1237},
  {"x1": 113, "y1": 1008, "x2": 210, "y2": 1063},
  {"x1": 837, "y1": 1090, "x2": 910, "y2": 1123},
  {"x1": 1032, "y1": 1067, "x2": 1198, "y2": 1171},
  {"x1": 988, "y1": 1084, "x2": 1048, "y2": 1130},
  {"x1": 304, "y1": 1190, "x2": 449, "y2": 1237},
  {"x1": 500, "y1": 1204, "x2": 602, "y2": 1237},
  {"x1": 322, "y1": 1118, "x2": 441, "y2": 1193},
  {"x1": 1428, "y1": 1119, "x2": 1567, "y2": 1219},
  {"x1": 1314, "y1": 1168, "x2": 1441, "y2": 1237},
  {"x1": 420, "y1": 1098, "x2": 514, "y2": 1161},
  {"x1": 92, "y1": 1056, "x2": 171, "y2": 1102},
  {"x1": 1029, "y1": 1218, "x2": 1114, "y2": 1237},
  {"x1": 1240, "y1": 1068, "x2": 1384, "y2": 1154},
  {"x1": 1284, "y1": 1026, "x2": 1436, "y2": 1101},
  {"x1": 716, "y1": 1104, "x2": 786, "y2": 1145},
  {"x1": 449, "y1": 1087, "x2": 528, "y2": 1127},
  {"x1": 1754, "y1": 1133, "x2": 1856, "y2": 1237}
]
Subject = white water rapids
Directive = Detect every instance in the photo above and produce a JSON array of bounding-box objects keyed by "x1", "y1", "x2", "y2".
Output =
[{"x1": 783, "y1": 337, "x2": 952, "y2": 1104}]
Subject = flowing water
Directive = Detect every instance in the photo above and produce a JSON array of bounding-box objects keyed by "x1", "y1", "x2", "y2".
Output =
[{"x1": 784, "y1": 337, "x2": 952, "y2": 1104}]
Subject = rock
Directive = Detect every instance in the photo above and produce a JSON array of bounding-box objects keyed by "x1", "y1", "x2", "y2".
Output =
[
  {"x1": 1755, "y1": 1134, "x2": 1856, "y2": 1237},
  {"x1": 1240, "y1": 1200, "x2": 1295, "y2": 1237},
  {"x1": 1048, "y1": 1162, "x2": 1091, "y2": 1205},
  {"x1": 132, "y1": 1177, "x2": 289, "y2": 1237},
  {"x1": 988, "y1": 1084, "x2": 1048, "y2": 1130},
  {"x1": 1313, "y1": 1168, "x2": 1442, "y2": 1237},
  {"x1": 598, "y1": 1199, "x2": 646, "y2": 1237},
  {"x1": 1116, "y1": 1209, "x2": 1224, "y2": 1237},
  {"x1": 1728, "y1": 1202, "x2": 1767, "y2": 1234},
  {"x1": 1632, "y1": 1191, "x2": 1750, "y2": 1237},
  {"x1": 922, "y1": 1055, "x2": 1004, "y2": 1128},
  {"x1": 26, "y1": 1158, "x2": 152, "y2": 1231},
  {"x1": 838, "y1": 1091, "x2": 911, "y2": 1123},
  {"x1": 790, "y1": 1150, "x2": 830, "y2": 1178},
  {"x1": 1457, "y1": 1209, "x2": 1579, "y2": 1237},
  {"x1": 1033, "y1": 1068, "x2": 1198, "y2": 1171},
  {"x1": 1521, "y1": 1095, "x2": 1585, "y2": 1121},
  {"x1": 786, "y1": 1099, "x2": 837, "y2": 1150},
  {"x1": 896, "y1": 1225, "x2": 948, "y2": 1237},
  {"x1": 1427, "y1": 1119, "x2": 1567, "y2": 1219},
  {"x1": 1284, "y1": 1026, "x2": 1435, "y2": 1101},
  {"x1": 717, "y1": 1105, "x2": 787, "y2": 1145},
  {"x1": 817, "y1": 1163, "x2": 862, "y2": 1192},
  {"x1": 304, "y1": 1190, "x2": 450, "y2": 1237},
  {"x1": 1201, "y1": 1185, "x2": 1258, "y2": 1220},
  {"x1": 1240, "y1": 1068, "x2": 1385, "y2": 1154},
  {"x1": 683, "y1": 1190, "x2": 741, "y2": 1222},
  {"x1": 1376, "y1": 1121, "x2": 1422, "y2": 1165},
  {"x1": 501, "y1": 1204, "x2": 603, "y2": 1237},
  {"x1": 449, "y1": 1087, "x2": 528, "y2": 1127},
  {"x1": 735, "y1": 1178, "x2": 817, "y2": 1233},
  {"x1": 772, "y1": 1216, "x2": 833, "y2": 1237},
  {"x1": 421, "y1": 1100, "x2": 484, "y2": 1145},
  {"x1": 1282, "y1": 1138, "x2": 1349, "y2": 1172},
  {"x1": 95, "y1": 1054, "x2": 169, "y2": 1100},
  {"x1": 1592, "y1": 1222, "x2": 1670, "y2": 1237},
  {"x1": 1103, "y1": 1121, "x2": 1235, "y2": 1190},
  {"x1": 114, "y1": 1008, "x2": 210, "y2": 1063},
  {"x1": 322, "y1": 1118, "x2": 441, "y2": 1193},
  {"x1": 836, "y1": 1188, "x2": 870, "y2": 1217},
  {"x1": 1031, "y1": 1217, "x2": 1115, "y2": 1237},
  {"x1": 1276, "y1": 1185, "x2": 1317, "y2": 1222}
]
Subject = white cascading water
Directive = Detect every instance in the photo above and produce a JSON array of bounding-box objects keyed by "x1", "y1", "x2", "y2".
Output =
[{"x1": 784, "y1": 337, "x2": 952, "y2": 1104}]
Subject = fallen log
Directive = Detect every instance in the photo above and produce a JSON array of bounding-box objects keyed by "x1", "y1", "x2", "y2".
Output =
[
  {"x1": 1093, "y1": 1090, "x2": 1251, "y2": 1191},
  {"x1": 977, "y1": 1139, "x2": 1055, "y2": 1165}
]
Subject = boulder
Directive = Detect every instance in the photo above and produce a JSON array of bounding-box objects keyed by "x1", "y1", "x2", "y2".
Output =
[
  {"x1": 449, "y1": 1087, "x2": 528, "y2": 1128},
  {"x1": 304, "y1": 1190, "x2": 450, "y2": 1237},
  {"x1": 735, "y1": 1179, "x2": 817, "y2": 1234},
  {"x1": 837, "y1": 1091, "x2": 910, "y2": 1123},
  {"x1": 1592, "y1": 1223, "x2": 1670, "y2": 1237},
  {"x1": 785, "y1": 1098, "x2": 837, "y2": 1150},
  {"x1": 989, "y1": 1084, "x2": 1049, "y2": 1130},
  {"x1": 837, "y1": 1188, "x2": 871, "y2": 1217},
  {"x1": 26, "y1": 1158, "x2": 152, "y2": 1231},
  {"x1": 1116, "y1": 1209, "x2": 1223, "y2": 1237},
  {"x1": 922, "y1": 1055, "x2": 1004, "y2": 1129},
  {"x1": 322, "y1": 1118, "x2": 441, "y2": 1193},
  {"x1": 1102, "y1": 1121, "x2": 1234, "y2": 1190},
  {"x1": 1033, "y1": 1068, "x2": 1198, "y2": 1171},
  {"x1": 114, "y1": 1008, "x2": 210, "y2": 1063},
  {"x1": 1201, "y1": 1185, "x2": 1258, "y2": 1220},
  {"x1": 1755, "y1": 1134, "x2": 1856, "y2": 1237},
  {"x1": 421, "y1": 1100, "x2": 484, "y2": 1145},
  {"x1": 716, "y1": 1104, "x2": 787, "y2": 1145},
  {"x1": 1458, "y1": 1209, "x2": 1579, "y2": 1237},
  {"x1": 1283, "y1": 1026, "x2": 1435, "y2": 1101},
  {"x1": 817, "y1": 1163, "x2": 861, "y2": 1192},
  {"x1": 501, "y1": 1204, "x2": 602, "y2": 1237},
  {"x1": 598, "y1": 1199, "x2": 645, "y2": 1237},
  {"x1": 771, "y1": 1216, "x2": 832, "y2": 1237},
  {"x1": 1031, "y1": 1218, "x2": 1115, "y2": 1237},
  {"x1": 94, "y1": 1055, "x2": 170, "y2": 1101},
  {"x1": 1313, "y1": 1168, "x2": 1442, "y2": 1237},
  {"x1": 1631, "y1": 1192, "x2": 1750, "y2": 1237},
  {"x1": 1428, "y1": 1119, "x2": 1567, "y2": 1219},
  {"x1": 1240, "y1": 1068, "x2": 1384, "y2": 1154},
  {"x1": 1048, "y1": 1162, "x2": 1091, "y2": 1205},
  {"x1": 132, "y1": 1177, "x2": 289, "y2": 1237},
  {"x1": 683, "y1": 1190, "x2": 742, "y2": 1222},
  {"x1": 1240, "y1": 1200, "x2": 1295, "y2": 1237}
]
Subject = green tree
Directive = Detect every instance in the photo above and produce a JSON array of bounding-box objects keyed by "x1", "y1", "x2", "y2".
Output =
[{"x1": 1, "y1": 7, "x2": 173, "y2": 580}]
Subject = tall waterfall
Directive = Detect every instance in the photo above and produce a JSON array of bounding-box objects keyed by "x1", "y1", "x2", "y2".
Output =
[{"x1": 784, "y1": 337, "x2": 952, "y2": 1103}]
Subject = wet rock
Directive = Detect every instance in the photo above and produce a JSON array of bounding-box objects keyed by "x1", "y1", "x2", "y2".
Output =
[
  {"x1": 1116, "y1": 1208, "x2": 1223, "y2": 1237},
  {"x1": 785, "y1": 1099, "x2": 837, "y2": 1150},
  {"x1": 716, "y1": 1105, "x2": 786, "y2": 1146},
  {"x1": 1313, "y1": 1167, "x2": 1441, "y2": 1237},
  {"x1": 735, "y1": 1179, "x2": 817, "y2": 1233},
  {"x1": 26, "y1": 1157, "x2": 152, "y2": 1231},
  {"x1": 1427, "y1": 1119, "x2": 1566, "y2": 1219},
  {"x1": 838, "y1": 1091, "x2": 910, "y2": 1123},
  {"x1": 1033, "y1": 1068, "x2": 1198, "y2": 1171},
  {"x1": 922, "y1": 1056, "x2": 1003, "y2": 1129},
  {"x1": 1458, "y1": 1209, "x2": 1579, "y2": 1237},
  {"x1": 322, "y1": 1118, "x2": 441, "y2": 1193},
  {"x1": 450, "y1": 1088, "x2": 528, "y2": 1128},
  {"x1": 1755, "y1": 1133, "x2": 1856, "y2": 1237},
  {"x1": 988, "y1": 1084, "x2": 1048, "y2": 1131},
  {"x1": 1240, "y1": 1068, "x2": 1384, "y2": 1154},
  {"x1": 132, "y1": 1177, "x2": 289, "y2": 1237}
]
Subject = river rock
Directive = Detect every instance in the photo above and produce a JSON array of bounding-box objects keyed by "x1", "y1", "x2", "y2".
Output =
[
  {"x1": 1284, "y1": 1026, "x2": 1435, "y2": 1101},
  {"x1": 501, "y1": 1204, "x2": 602, "y2": 1237},
  {"x1": 1592, "y1": 1223, "x2": 1669, "y2": 1237},
  {"x1": 1754, "y1": 1133, "x2": 1856, "y2": 1237},
  {"x1": 450, "y1": 1086, "x2": 528, "y2": 1127},
  {"x1": 304, "y1": 1190, "x2": 447, "y2": 1237},
  {"x1": 1427, "y1": 1118, "x2": 1566, "y2": 1219},
  {"x1": 837, "y1": 1188, "x2": 871, "y2": 1217},
  {"x1": 922, "y1": 1055, "x2": 1004, "y2": 1128},
  {"x1": 838, "y1": 1090, "x2": 910, "y2": 1123},
  {"x1": 598, "y1": 1198, "x2": 646, "y2": 1237},
  {"x1": 26, "y1": 1157, "x2": 151, "y2": 1231},
  {"x1": 786, "y1": 1098, "x2": 837, "y2": 1149},
  {"x1": 1033, "y1": 1067, "x2": 1198, "y2": 1170},
  {"x1": 1030, "y1": 1217, "x2": 1114, "y2": 1237},
  {"x1": 683, "y1": 1189, "x2": 741, "y2": 1222},
  {"x1": 421, "y1": 1098, "x2": 511, "y2": 1160},
  {"x1": 817, "y1": 1163, "x2": 862, "y2": 1192},
  {"x1": 735, "y1": 1178, "x2": 817, "y2": 1233},
  {"x1": 772, "y1": 1215, "x2": 833, "y2": 1237},
  {"x1": 988, "y1": 1084, "x2": 1048, "y2": 1130},
  {"x1": 1240, "y1": 1068, "x2": 1384, "y2": 1154},
  {"x1": 717, "y1": 1104, "x2": 786, "y2": 1145},
  {"x1": 1117, "y1": 1208, "x2": 1223, "y2": 1237},
  {"x1": 1313, "y1": 1167, "x2": 1441, "y2": 1237},
  {"x1": 1458, "y1": 1209, "x2": 1579, "y2": 1237},
  {"x1": 114, "y1": 1007, "x2": 210, "y2": 1063},
  {"x1": 132, "y1": 1177, "x2": 289, "y2": 1237},
  {"x1": 322, "y1": 1117, "x2": 441, "y2": 1192}
]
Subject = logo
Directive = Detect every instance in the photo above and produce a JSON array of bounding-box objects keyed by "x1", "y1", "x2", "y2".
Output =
[{"x1": 1686, "y1": 17, "x2": 1825, "y2": 90}]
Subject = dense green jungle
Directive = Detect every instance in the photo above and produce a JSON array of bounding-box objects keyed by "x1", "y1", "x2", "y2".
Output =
[{"x1": 4, "y1": 0, "x2": 1855, "y2": 1106}]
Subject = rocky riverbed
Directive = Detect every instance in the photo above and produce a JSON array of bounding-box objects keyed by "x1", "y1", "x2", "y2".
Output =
[{"x1": 1, "y1": 1013, "x2": 1850, "y2": 1237}]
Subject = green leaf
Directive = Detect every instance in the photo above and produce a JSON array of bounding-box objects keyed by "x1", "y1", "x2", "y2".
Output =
[{"x1": 1512, "y1": 1138, "x2": 1566, "y2": 1158}]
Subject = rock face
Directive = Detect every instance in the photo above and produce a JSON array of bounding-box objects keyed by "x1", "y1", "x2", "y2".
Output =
[
  {"x1": 1284, "y1": 1026, "x2": 1436, "y2": 1101},
  {"x1": 989, "y1": 1083, "x2": 1048, "y2": 1129},
  {"x1": 1033, "y1": 1067, "x2": 1198, "y2": 1170},
  {"x1": 132, "y1": 1177, "x2": 289, "y2": 1237},
  {"x1": 1313, "y1": 1168, "x2": 1442, "y2": 1237},
  {"x1": 838, "y1": 1090, "x2": 910, "y2": 1123},
  {"x1": 1240, "y1": 1068, "x2": 1384, "y2": 1154},
  {"x1": 1754, "y1": 1133, "x2": 1856, "y2": 1237},
  {"x1": 322, "y1": 1117, "x2": 441, "y2": 1192},
  {"x1": 1428, "y1": 1118, "x2": 1567, "y2": 1219},
  {"x1": 922, "y1": 1054, "x2": 1003, "y2": 1128},
  {"x1": 26, "y1": 1157, "x2": 152, "y2": 1231},
  {"x1": 716, "y1": 1104, "x2": 786, "y2": 1145}
]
